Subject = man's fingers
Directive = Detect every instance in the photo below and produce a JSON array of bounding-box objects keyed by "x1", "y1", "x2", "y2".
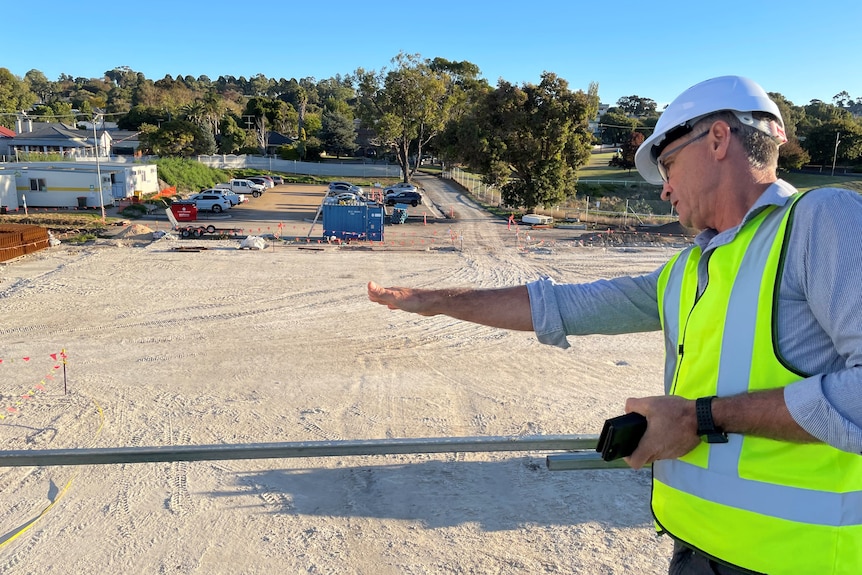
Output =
[{"x1": 367, "y1": 281, "x2": 388, "y2": 303}]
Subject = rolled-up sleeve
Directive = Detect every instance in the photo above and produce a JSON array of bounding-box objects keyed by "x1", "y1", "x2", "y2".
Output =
[
  {"x1": 785, "y1": 375, "x2": 862, "y2": 453},
  {"x1": 526, "y1": 272, "x2": 663, "y2": 349},
  {"x1": 527, "y1": 277, "x2": 572, "y2": 348}
]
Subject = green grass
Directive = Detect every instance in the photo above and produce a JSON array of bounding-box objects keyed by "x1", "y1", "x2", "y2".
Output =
[
  {"x1": 155, "y1": 158, "x2": 230, "y2": 192},
  {"x1": 781, "y1": 172, "x2": 862, "y2": 193},
  {"x1": 579, "y1": 151, "x2": 648, "y2": 182},
  {"x1": 449, "y1": 151, "x2": 862, "y2": 226}
]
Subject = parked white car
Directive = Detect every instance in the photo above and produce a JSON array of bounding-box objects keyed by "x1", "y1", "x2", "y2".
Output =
[
  {"x1": 198, "y1": 188, "x2": 244, "y2": 206},
  {"x1": 187, "y1": 191, "x2": 232, "y2": 213},
  {"x1": 216, "y1": 179, "x2": 266, "y2": 197}
]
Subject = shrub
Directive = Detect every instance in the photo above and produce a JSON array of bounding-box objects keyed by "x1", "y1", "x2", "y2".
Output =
[{"x1": 120, "y1": 204, "x2": 149, "y2": 218}]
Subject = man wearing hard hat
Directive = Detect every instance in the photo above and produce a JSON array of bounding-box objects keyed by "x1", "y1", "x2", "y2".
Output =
[{"x1": 369, "y1": 76, "x2": 862, "y2": 574}]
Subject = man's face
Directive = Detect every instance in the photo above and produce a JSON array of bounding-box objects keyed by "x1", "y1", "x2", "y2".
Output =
[{"x1": 658, "y1": 130, "x2": 713, "y2": 230}]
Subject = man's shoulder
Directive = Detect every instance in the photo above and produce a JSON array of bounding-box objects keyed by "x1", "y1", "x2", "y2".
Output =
[
  {"x1": 790, "y1": 186, "x2": 862, "y2": 238},
  {"x1": 796, "y1": 186, "x2": 862, "y2": 210}
]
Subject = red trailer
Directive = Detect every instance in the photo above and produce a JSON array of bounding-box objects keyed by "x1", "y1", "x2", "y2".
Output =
[{"x1": 165, "y1": 208, "x2": 241, "y2": 238}]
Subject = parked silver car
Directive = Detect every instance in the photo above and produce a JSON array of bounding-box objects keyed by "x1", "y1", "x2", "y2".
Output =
[
  {"x1": 328, "y1": 182, "x2": 364, "y2": 196},
  {"x1": 383, "y1": 182, "x2": 418, "y2": 194}
]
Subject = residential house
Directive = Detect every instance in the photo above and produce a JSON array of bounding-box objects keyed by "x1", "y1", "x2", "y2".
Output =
[
  {"x1": 265, "y1": 131, "x2": 293, "y2": 156},
  {"x1": 6, "y1": 121, "x2": 110, "y2": 161},
  {"x1": 0, "y1": 126, "x2": 15, "y2": 159}
]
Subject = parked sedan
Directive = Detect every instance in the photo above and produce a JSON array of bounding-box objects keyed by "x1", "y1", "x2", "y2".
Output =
[
  {"x1": 384, "y1": 190, "x2": 422, "y2": 207},
  {"x1": 269, "y1": 175, "x2": 284, "y2": 185},
  {"x1": 187, "y1": 192, "x2": 232, "y2": 213},
  {"x1": 383, "y1": 182, "x2": 418, "y2": 194},
  {"x1": 327, "y1": 182, "x2": 364, "y2": 195}
]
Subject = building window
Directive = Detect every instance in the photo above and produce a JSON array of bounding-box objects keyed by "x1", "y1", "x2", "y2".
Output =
[{"x1": 29, "y1": 178, "x2": 47, "y2": 191}]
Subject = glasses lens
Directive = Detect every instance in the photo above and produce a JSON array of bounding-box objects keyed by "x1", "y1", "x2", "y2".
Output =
[
  {"x1": 655, "y1": 130, "x2": 709, "y2": 183},
  {"x1": 657, "y1": 160, "x2": 668, "y2": 182}
]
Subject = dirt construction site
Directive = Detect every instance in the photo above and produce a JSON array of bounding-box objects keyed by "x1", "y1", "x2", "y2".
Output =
[{"x1": 0, "y1": 173, "x2": 692, "y2": 574}]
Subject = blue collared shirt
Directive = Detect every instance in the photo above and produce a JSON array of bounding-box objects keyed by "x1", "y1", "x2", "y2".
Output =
[{"x1": 527, "y1": 180, "x2": 862, "y2": 453}]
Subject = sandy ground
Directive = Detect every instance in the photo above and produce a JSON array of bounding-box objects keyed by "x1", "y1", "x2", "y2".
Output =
[{"x1": 0, "y1": 176, "x2": 686, "y2": 574}]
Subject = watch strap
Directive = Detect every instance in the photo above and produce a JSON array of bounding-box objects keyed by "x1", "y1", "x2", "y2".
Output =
[{"x1": 696, "y1": 396, "x2": 728, "y2": 444}]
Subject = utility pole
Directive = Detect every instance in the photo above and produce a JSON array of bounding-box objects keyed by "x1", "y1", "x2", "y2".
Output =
[
  {"x1": 93, "y1": 113, "x2": 106, "y2": 222},
  {"x1": 831, "y1": 132, "x2": 841, "y2": 177}
]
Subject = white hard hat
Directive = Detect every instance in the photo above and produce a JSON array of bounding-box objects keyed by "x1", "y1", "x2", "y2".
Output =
[{"x1": 634, "y1": 75, "x2": 787, "y2": 184}]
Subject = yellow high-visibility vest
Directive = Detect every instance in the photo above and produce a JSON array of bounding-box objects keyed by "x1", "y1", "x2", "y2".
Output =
[{"x1": 655, "y1": 192, "x2": 862, "y2": 574}]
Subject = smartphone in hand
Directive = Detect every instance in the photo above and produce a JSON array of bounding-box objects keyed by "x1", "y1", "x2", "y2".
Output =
[{"x1": 597, "y1": 412, "x2": 648, "y2": 461}]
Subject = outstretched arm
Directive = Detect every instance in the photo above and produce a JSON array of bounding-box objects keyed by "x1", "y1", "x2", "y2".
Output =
[{"x1": 367, "y1": 281, "x2": 534, "y2": 331}]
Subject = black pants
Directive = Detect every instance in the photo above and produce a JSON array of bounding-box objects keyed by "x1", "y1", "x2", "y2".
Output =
[{"x1": 669, "y1": 541, "x2": 761, "y2": 575}]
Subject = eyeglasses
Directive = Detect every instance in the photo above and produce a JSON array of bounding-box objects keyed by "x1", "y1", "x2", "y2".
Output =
[{"x1": 656, "y1": 130, "x2": 709, "y2": 183}]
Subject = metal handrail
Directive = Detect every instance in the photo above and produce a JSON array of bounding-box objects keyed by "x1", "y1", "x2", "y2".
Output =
[{"x1": 0, "y1": 434, "x2": 621, "y2": 470}]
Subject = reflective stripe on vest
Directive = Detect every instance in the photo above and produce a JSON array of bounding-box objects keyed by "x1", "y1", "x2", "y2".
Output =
[{"x1": 654, "y1": 192, "x2": 862, "y2": 574}]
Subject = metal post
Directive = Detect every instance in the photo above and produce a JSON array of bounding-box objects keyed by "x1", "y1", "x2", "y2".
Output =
[
  {"x1": 831, "y1": 132, "x2": 841, "y2": 177},
  {"x1": 93, "y1": 114, "x2": 106, "y2": 222},
  {"x1": 546, "y1": 452, "x2": 634, "y2": 471},
  {"x1": 0, "y1": 435, "x2": 603, "y2": 468}
]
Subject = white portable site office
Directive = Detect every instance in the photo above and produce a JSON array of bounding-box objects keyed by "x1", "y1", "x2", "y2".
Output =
[
  {"x1": 0, "y1": 173, "x2": 15, "y2": 211},
  {"x1": 0, "y1": 162, "x2": 159, "y2": 209}
]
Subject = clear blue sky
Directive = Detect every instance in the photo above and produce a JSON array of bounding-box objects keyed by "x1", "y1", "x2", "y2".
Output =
[{"x1": 5, "y1": 0, "x2": 860, "y2": 109}]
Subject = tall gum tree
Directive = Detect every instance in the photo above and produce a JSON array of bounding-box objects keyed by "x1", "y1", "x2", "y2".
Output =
[
  {"x1": 355, "y1": 53, "x2": 456, "y2": 183},
  {"x1": 454, "y1": 73, "x2": 598, "y2": 211}
]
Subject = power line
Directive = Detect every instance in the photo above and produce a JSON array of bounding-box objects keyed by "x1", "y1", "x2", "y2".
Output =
[{"x1": 0, "y1": 110, "x2": 128, "y2": 119}]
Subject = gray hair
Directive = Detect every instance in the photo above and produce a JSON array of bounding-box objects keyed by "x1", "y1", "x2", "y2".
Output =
[{"x1": 692, "y1": 111, "x2": 779, "y2": 171}]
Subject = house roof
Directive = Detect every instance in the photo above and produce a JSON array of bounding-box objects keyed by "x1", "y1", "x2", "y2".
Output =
[
  {"x1": 18, "y1": 124, "x2": 89, "y2": 140},
  {"x1": 110, "y1": 130, "x2": 140, "y2": 142},
  {"x1": 10, "y1": 124, "x2": 106, "y2": 149},
  {"x1": 266, "y1": 131, "x2": 293, "y2": 146},
  {"x1": 0, "y1": 126, "x2": 15, "y2": 138}
]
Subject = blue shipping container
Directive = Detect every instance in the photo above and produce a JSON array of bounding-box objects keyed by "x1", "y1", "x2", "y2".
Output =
[{"x1": 322, "y1": 204, "x2": 385, "y2": 242}]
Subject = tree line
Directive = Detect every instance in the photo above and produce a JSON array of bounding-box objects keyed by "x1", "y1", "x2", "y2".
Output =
[
  {"x1": 599, "y1": 93, "x2": 862, "y2": 173},
  {"x1": 1, "y1": 58, "x2": 861, "y2": 210}
]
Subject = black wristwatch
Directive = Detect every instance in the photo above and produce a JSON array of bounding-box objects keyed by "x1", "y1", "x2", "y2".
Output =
[{"x1": 696, "y1": 396, "x2": 728, "y2": 444}]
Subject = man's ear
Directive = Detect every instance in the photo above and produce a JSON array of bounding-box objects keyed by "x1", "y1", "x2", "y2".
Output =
[{"x1": 710, "y1": 121, "x2": 733, "y2": 160}]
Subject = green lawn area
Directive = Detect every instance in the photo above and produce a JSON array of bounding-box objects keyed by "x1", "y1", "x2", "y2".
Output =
[
  {"x1": 782, "y1": 172, "x2": 862, "y2": 193},
  {"x1": 580, "y1": 151, "x2": 647, "y2": 182}
]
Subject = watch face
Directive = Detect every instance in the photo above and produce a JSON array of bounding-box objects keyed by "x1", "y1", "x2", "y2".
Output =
[{"x1": 706, "y1": 433, "x2": 729, "y2": 444}]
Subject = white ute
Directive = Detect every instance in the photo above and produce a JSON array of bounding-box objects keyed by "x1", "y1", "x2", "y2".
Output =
[{"x1": 216, "y1": 179, "x2": 266, "y2": 198}]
